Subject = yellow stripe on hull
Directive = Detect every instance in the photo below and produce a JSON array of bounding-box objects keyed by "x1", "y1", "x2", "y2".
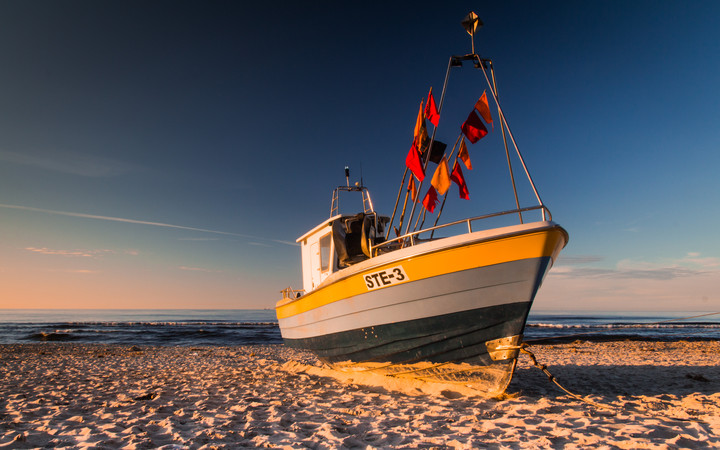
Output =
[{"x1": 277, "y1": 226, "x2": 566, "y2": 320}]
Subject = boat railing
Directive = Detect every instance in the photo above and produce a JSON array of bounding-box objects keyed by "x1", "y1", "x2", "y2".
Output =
[
  {"x1": 281, "y1": 287, "x2": 305, "y2": 300},
  {"x1": 372, "y1": 205, "x2": 552, "y2": 253},
  {"x1": 331, "y1": 185, "x2": 375, "y2": 217}
]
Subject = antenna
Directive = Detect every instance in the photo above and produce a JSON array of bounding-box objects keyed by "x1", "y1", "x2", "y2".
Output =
[
  {"x1": 345, "y1": 166, "x2": 350, "y2": 187},
  {"x1": 461, "y1": 11, "x2": 483, "y2": 55}
]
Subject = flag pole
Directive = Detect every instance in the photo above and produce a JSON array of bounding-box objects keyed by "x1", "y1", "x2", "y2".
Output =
[
  {"x1": 394, "y1": 97, "x2": 424, "y2": 240},
  {"x1": 415, "y1": 206, "x2": 427, "y2": 234},
  {"x1": 406, "y1": 13, "x2": 481, "y2": 237},
  {"x1": 430, "y1": 134, "x2": 464, "y2": 237},
  {"x1": 395, "y1": 176, "x2": 413, "y2": 242},
  {"x1": 385, "y1": 167, "x2": 409, "y2": 240},
  {"x1": 404, "y1": 56, "x2": 455, "y2": 237}
]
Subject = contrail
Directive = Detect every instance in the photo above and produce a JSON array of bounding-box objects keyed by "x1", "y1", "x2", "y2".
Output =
[{"x1": 0, "y1": 203, "x2": 297, "y2": 246}]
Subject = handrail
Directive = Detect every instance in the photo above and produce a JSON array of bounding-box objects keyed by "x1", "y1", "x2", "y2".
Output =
[
  {"x1": 372, "y1": 205, "x2": 551, "y2": 252},
  {"x1": 330, "y1": 185, "x2": 375, "y2": 217},
  {"x1": 281, "y1": 287, "x2": 305, "y2": 300}
]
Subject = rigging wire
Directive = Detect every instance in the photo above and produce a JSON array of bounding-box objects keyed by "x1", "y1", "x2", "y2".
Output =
[{"x1": 475, "y1": 55, "x2": 546, "y2": 218}]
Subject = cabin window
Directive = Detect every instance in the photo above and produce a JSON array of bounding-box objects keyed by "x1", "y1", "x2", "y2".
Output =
[{"x1": 319, "y1": 233, "x2": 332, "y2": 272}]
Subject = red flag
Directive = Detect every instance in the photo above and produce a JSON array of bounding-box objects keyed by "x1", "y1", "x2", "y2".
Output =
[
  {"x1": 458, "y1": 138, "x2": 473, "y2": 170},
  {"x1": 425, "y1": 87, "x2": 440, "y2": 127},
  {"x1": 408, "y1": 175, "x2": 419, "y2": 203},
  {"x1": 405, "y1": 141, "x2": 425, "y2": 181},
  {"x1": 461, "y1": 110, "x2": 488, "y2": 143},
  {"x1": 450, "y1": 162, "x2": 470, "y2": 200},
  {"x1": 422, "y1": 186, "x2": 438, "y2": 213},
  {"x1": 474, "y1": 90, "x2": 493, "y2": 127}
]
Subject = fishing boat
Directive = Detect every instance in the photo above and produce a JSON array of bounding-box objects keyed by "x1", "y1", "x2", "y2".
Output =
[{"x1": 276, "y1": 13, "x2": 568, "y2": 395}]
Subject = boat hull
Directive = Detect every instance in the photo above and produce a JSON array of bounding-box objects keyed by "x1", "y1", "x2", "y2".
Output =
[{"x1": 277, "y1": 222, "x2": 567, "y2": 395}]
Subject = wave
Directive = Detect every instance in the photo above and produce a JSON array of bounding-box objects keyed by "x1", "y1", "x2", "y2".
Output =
[
  {"x1": 48, "y1": 321, "x2": 280, "y2": 327},
  {"x1": 25, "y1": 332, "x2": 80, "y2": 342},
  {"x1": 15, "y1": 321, "x2": 284, "y2": 346},
  {"x1": 527, "y1": 323, "x2": 720, "y2": 329}
]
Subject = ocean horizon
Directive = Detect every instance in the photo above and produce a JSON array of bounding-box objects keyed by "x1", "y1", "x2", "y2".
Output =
[{"x1": 1, "y1": 308, "x2": 718, "y2": 345}]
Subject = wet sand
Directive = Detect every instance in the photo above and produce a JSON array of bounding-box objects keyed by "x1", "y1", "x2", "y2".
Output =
[{"x1": 1, "y1": 340, "x2": 718, "y2": 448}]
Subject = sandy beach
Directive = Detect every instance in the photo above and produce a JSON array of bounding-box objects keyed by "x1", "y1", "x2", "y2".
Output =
[{"x1": 1, "y1": 341, "x2": 718, "y2": 449}]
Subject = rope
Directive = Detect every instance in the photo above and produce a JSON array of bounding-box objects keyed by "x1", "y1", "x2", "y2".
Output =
[
  {"x1": 519, "y1": 343, "x2": 615, "y2": 411},
  {"x1": 652, "y1": 310, "x2": 720, "y2": 323},
  {"x1": 519, "y1": 342, "x2": 710, "y2": 424}
]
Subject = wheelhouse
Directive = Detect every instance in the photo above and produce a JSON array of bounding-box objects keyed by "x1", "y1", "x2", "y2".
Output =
[{"x1": 295, "y1": 185, "x2": 388, "y2": 293}]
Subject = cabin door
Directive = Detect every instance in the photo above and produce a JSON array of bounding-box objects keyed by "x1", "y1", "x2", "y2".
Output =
[
  {"x1": 308, "y1": 233, "x2": 333, "y2": 289},
  {"x1": 309, "y1": 241, "x2": 321, "y2": 289}
]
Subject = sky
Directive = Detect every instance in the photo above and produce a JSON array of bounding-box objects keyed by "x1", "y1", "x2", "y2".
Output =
[{"x1": 1, "y1": 1, "x2": 719, "y2": 311}]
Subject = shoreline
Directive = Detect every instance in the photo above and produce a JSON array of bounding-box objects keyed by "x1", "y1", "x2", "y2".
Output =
[
  {"x1": 12, "y1": 333, "x2": 720, "y2": 346},
  {"x1": 1, "y1": 341, "x2": 718, "y2": 448}
]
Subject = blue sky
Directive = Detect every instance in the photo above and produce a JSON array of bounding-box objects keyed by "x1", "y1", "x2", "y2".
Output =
[{"x1": 1, "y1": 1, "x2": 718, "y2": 311}]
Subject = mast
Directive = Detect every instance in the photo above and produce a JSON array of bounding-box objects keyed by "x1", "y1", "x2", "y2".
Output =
[{"x1": 386, "y1": 11, "x2": 549, "y2": 244}]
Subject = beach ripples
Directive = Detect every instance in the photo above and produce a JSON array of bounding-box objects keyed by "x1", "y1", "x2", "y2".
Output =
[{"x1": 0, "y1": 342, "x2": 718, "y2": 448}]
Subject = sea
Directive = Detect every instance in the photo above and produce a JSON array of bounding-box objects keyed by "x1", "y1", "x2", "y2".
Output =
[{"x1": 0, "y1": 309, "x2": 718, "y2": 346}]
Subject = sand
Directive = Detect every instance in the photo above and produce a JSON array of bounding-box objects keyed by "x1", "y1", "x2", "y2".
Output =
[{"x1": 1, "y1": 340, "x2": 718, "y2": 449}]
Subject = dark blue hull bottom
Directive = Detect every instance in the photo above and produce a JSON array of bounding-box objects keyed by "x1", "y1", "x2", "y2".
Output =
[{"x1": 283, "y1": 302, "x2": 530, "y2": 392}]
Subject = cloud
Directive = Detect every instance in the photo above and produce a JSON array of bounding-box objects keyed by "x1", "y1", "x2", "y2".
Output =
[
  {"x1": 0, "y1": 203, "x2": 298, "y2": 246},
  {"x1": 247, "y1": 241, "x2": 273, "y2": 247},
  {"x1": 537, "y1": 268, "x2": 719, "y2": 312},
  {"x1": 25, "y1": 247, "x2": 113, "y2": 258},
  {"x1": 552, "y1": 266, "x2": 699, "y2": 281},
  {"x1": 536, "y1": 252, "x2": 720, "y2": 311},
  {"x1": 25, "y1": 247, "x2": 140, "y2": 259},
  {"x1": 552, "y1": 252, "x2": 718, "y2": 281},
  {"x1": 556, "y1": 255, "x2": 604, "y2": 265},
  {"x1": 178, "y1": 237, "x2": 220, "y2": 241},
  {"x1": 35, "y1": 268, "x2": 100, "y2": 274},
  {"x1": 178, "y1": 266, "x2": 217, "y2": 273},
  {"x1": 679, "y1": 253, "x2": 720, "y2": 269},
  {"x1": 0, "y1": 150, "x2": 138, "y2": 177}
]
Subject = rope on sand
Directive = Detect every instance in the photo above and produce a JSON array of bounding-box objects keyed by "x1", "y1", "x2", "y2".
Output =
[
  {"x1": 519, "y1": 343, "x2": 615, "y2": 411},
  {"x1": 519, "y1": 342, "x2": 711, "y2": 425}
]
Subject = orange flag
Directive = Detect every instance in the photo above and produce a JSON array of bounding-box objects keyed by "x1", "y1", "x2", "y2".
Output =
[
  {"x1": 413, "y1": 101, "x2": 428, "y2": 148},
  {"x1": 430, "y1": 157, "x2": 451, "y2": 195},
  {"x1": 458, "y1": 137, "x2": 473, "y2": 170},
  {"x1": 474, "y1": 90, "x2": 493, "y2": 127},
  {"x1": 408, "y1": 175, "x2": 419, "y2": 203},
  {"x1": 425, "y1": 87, "x2": 440, "y2": 127},
  {"x1": 450, "y1": 162, "x2": 470, "y2": 200},
  {"x1": 422, "y1": 186, "x2": 438, "y2": 213},
  {"x1": 405, "y1": 101, "x2": 428, "y2": 181}
]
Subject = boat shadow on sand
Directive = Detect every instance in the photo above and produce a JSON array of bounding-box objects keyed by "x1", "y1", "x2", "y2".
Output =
[{"x1": 509, "y1": 363, "x2": 719, "y2": 398}]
